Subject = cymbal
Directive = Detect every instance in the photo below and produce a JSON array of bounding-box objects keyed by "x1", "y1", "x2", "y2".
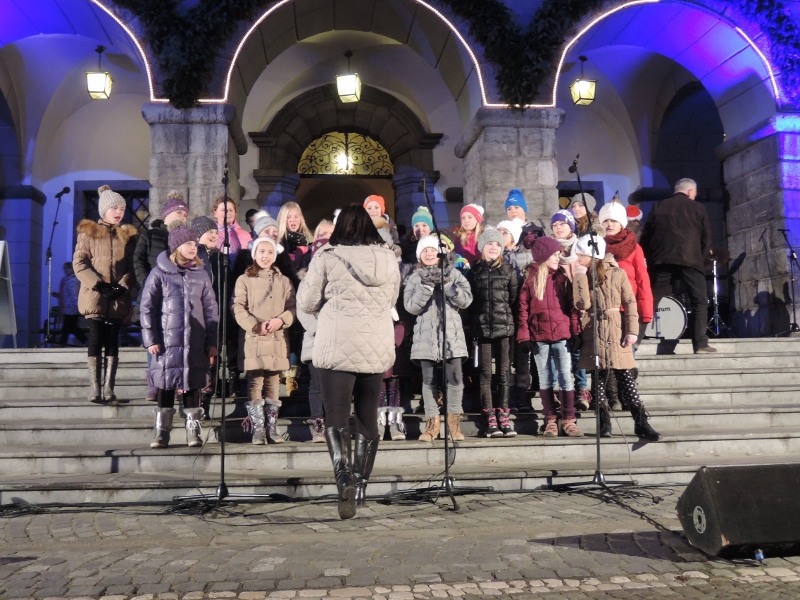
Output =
[{"x1": 705, "y1": 246, "x2": 730, "y2": 269}]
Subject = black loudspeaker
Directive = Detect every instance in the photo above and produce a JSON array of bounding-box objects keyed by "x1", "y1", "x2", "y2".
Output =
[{"x1": 676, "y1": 464, "x2": 800, "y2": 558}]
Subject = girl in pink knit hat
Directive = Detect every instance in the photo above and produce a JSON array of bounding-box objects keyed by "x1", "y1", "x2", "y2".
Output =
[{"x1": 452, "y1": 203, "x2": 484, "y2": 266}]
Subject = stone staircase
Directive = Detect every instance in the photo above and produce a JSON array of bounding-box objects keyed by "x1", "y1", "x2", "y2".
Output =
[{"x1": 1, "y1": 338, "x2": 799, "y2": 504}]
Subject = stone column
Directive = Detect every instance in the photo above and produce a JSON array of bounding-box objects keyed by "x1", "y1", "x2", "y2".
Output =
[
  {"x1": 455, "y1": 108, "x2": 565, "y2": 225},
  {"x1": 392, "y1": 167, "x2": 440, "y2": 229},
  {"x1": 252, "y1": 172, "x2": 301, "y2": 216},
  {"x1": 719, "y1": 113, "x2": 800, "y2": 336},
  {"x1": 142, "y1": 103, "x2": 248, "y2": 219},
  {"x1": 0, "y1": 186, "x2": 44, "y2": 347}
]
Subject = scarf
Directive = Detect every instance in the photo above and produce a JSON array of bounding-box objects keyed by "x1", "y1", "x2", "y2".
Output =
[
  {"x1": 556, "y1": 234, "x2": 578, "y2": 265},
  {"x1": 282, "y1": 230, "x2": 309, "y2": 254},
  {"x1": 605, "y1": 227, "x2": 637, "y2": 262},
  {"x1": 216, "y1": 223, "x2": 242, "y2": 256}
]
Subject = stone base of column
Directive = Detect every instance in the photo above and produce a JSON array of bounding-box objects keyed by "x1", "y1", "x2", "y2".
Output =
[
  {"x1": 720, "y1": 115, "x2": 800, "y2": 336},
  {"x1": 142, "y1": 103, "x2": 247, "y2": 219},
  {"x1": 252, "y1": 172, "x2": 301, "y2": 215},
  {"x1": 455, "y1": 107, "x2": 564, "y2": 225}
]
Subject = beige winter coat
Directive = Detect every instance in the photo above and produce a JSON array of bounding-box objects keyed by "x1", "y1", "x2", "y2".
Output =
[
  {"x1": 73, "y1": 219, "x2": 138, "y2": 320},
  {"x1": 233, "y1": 266, "x2": 296, "y2": 372},
  {"x1": 574, "y1": 255, "x2": 638, "y2": 370},
  {"x1": 297, "y1": 244, "x2": 401, "y2": 373}
]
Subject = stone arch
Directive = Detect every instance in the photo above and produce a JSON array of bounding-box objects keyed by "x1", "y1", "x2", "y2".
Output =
[
  {"x1": 553, "y1": 0, "x2": 778, "y2": 140},
  {"x1": 249, "y1": 83, "x2": 441, "y2": 224},
  {"x1": 218, "y1": 0, "x2": 490, "y2": 124}
]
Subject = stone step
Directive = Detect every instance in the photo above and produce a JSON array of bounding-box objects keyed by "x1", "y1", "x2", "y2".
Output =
[
  {"x1": 635, "y1": 352, "x2": 800, "y2": 370},
  {"x1": 4, "y1": 452, "x2": 799, "y2": 505},
  {"x1": 0, "y1": 347, "x2": 147, "y2": 364},
  {"x1": 0, "y1": 381, "x2": 150, "y2": 400},
  {"x1": 0, "y1": 364, "x2": 148, "y2": 381},
  {"x1": 2, "y1": 406, "x2": 799, "y2": 446},
  {"x1": 639, "y1": 384, "x2": 800, "y2": 406},
  {"x1": 1, "y1": 426, "x2": 798, "y2": 476},
  {"x1": 634, "y1": 337, "x2": 800, "y2": 355},
  {"x1": 635, "y1": 366, "x2": 800, "y2": 389}
]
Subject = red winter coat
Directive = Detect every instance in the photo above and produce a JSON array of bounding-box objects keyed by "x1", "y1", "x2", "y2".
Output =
[
  {"x1": 615, "y1": 245, "x2": 653, "y2": 323},
  {"x1": 516, "y1": 264, "x2": 579, "y2": 344}
]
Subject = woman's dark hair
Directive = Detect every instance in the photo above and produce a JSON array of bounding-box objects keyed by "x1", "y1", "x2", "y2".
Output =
[{"x1": 329, "y1": 204, "x2": 384, "y2": 247}]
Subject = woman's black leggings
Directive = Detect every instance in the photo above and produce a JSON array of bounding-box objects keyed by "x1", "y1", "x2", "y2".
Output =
[
  {"x1": 596, "y1": 369, "x2": 642, "y2": 408},
  {"x1": 318, "y1": 369, "x2": 383, "y2": 438},
  {"x1": 87, "y1": 319, "x2": 121, "y2": 358}
]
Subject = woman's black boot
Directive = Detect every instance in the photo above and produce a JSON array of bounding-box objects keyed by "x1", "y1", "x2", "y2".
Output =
[
  {"x1": 324, "y1": 427, "x2": 356, "y2": 519},
  {"x1": 630, "y1": 404, "x2": 662, "y2": 442},
  {"x1": 353, "y1": 433, "x2": 380, "y2": 508}
]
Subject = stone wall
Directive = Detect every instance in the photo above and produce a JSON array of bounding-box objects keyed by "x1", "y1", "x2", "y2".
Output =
[
  {"x1": 455, "y1": 108, "x2": 564, "y2": 225},
  {"x1": 142, "y1": 103, "x2": 248, "y2": 219},
  {"x1": 721, "y1": 119, "x2": 799, "y2": 336}
]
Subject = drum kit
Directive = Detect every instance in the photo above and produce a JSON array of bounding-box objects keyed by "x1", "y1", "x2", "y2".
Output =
[{"x1": 645, "y1": 247, "x2": 733, "y2": 341}]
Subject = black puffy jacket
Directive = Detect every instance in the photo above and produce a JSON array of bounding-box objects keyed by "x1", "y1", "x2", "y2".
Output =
[
  {"x1": 133, "y1": 221, "x2": 168, "y2": 321},
  {"x1": 468, "y1": 259, "x2": 518, "y2": 340}
]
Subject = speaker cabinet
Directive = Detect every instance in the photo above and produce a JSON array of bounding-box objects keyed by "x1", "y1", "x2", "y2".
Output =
[{"x1": 676, "y1": 464, "x2": 800, "y2": 557}]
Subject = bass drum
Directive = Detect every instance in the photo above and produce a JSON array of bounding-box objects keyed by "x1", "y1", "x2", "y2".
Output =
[{"x1": 645, "y1": 296, "x2": 687, "y2": 340}]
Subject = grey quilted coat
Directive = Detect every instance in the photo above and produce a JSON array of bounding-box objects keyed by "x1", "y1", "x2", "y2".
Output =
[
  {"x1": 140, "y1": 252, "x2": 219, "y2": 391},
  {"x1": 297, "y1": 244, "x2": 401, "y2": 373},
  {"x1": 404, "y1": 266, "x2": 473, "y2": 362}
]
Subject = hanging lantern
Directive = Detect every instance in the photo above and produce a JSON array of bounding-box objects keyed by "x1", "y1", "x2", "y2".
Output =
[
  {"x1": 570, "y1": 56, "x2": 596, "y2": 106},
  {"x1": 86, "y1": 46, "x2": 113, "y2": 99},
  {"x1": 336, "y1": 51, "x2": 361, "y2": 103}
]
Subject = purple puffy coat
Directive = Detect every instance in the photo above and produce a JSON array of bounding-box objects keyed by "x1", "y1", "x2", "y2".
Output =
[{"x1": 140, "y1": 252, "x2": 219, "y2": 391}]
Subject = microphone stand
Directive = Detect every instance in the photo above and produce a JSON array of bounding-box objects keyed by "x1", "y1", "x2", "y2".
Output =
[
  {"x1": 37, "y1": 189, "x2": 66, "y2": 347},
  {"x1": 174, "y1": 166, "x2": 287, "y2": 511},
  {"x1": 383, "y1": 176, "x2": 492, "y2": 509},
  {"x1": 546, "y1": 159, "x2": 635, "y2": 492},
  {"x1": 778, "y1": 229, "x2": 800, "y2": 335}
]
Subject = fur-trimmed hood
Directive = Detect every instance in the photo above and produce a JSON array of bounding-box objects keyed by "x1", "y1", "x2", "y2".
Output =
[{"x1": 77, "y1": 219, "x2": 138, "y2": 243}]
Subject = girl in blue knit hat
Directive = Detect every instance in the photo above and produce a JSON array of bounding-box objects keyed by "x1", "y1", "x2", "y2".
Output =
[{"x1": 505, "y1": 189, "x2": 545, "y2": 246}]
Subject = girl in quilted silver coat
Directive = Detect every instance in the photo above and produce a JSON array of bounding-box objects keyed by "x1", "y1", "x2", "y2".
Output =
[
  {"x1": 140, "y1": 225, "x2": 219, "y2": 449},
  {"x1": 404, "y1": 235, "x2": 473, "y2": 444}
]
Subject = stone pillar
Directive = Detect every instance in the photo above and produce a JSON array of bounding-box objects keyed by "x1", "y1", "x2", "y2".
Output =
[
  {"x1": 392, "y1": 167, "x2": 440, "y2": 229},
  {"x1": 252, "y1": 172, "x2": 301, "y2": 216},
  {"x1": 142, "y1": 103, "x2": 248, "y2": 219},
  {"x1": 0, "y1": 186, "x2": 44, "y2": 347},
  {"x1": 719, "y1": 113, "x2": 800, "y2": 336},
  {"x1": 455, "y1": 108, "x2": 565, "y2": 225}
]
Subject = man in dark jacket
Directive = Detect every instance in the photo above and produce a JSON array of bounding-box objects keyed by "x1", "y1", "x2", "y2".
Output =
[{"x1": 641, "y1": 178, "x2": 715, "y2": 353}]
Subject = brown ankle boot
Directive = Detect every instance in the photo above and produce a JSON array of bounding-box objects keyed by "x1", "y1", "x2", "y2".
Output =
[
  {"x1": 418, "y1": 415, "x2": 440, "y2": 442},
  {"x1": 446, "y1": 414, "x2": 464, "y2": 441}
]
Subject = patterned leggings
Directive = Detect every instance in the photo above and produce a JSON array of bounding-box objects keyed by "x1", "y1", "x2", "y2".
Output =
[{"x1": 596, "y1": 369, "x2": 642, "y2": 409}]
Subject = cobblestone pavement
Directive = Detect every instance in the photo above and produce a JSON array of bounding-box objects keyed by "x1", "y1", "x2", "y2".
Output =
[{"x1": 1, "y1": 487, "x2": 800, "y2": 599}]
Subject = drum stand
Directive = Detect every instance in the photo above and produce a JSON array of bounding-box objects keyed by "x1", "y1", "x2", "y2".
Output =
[{"x1": 706, "y1": 259, "x2": 731, "y2": 337}]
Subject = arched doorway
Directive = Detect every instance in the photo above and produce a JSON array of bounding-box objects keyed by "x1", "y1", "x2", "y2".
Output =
[{"x1": 250, "y1": 83, "x2": 441, "y2": 226}]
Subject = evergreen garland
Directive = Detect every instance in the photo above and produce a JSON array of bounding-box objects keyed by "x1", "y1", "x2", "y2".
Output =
[
  {"x1": 737, "y1": 0, "x2": 800, "y2": 104},
  {"x1": 112, "y1": 0, "x2": 800, "y2": 108},
  {"x1": 112, "y1": 0, "x2": 265, "y2": 108}
]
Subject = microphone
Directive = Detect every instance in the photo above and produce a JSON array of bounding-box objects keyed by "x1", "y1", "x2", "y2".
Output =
[
  {"x1": 55, "y1": 186, "x2": 70, "y2": 199},
  {"x1": 418, "y1": 175, "x2": 426, "y2": 194},
  {"x1": 568, "y1": 154, "x2": 580, "y2": 174}
]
